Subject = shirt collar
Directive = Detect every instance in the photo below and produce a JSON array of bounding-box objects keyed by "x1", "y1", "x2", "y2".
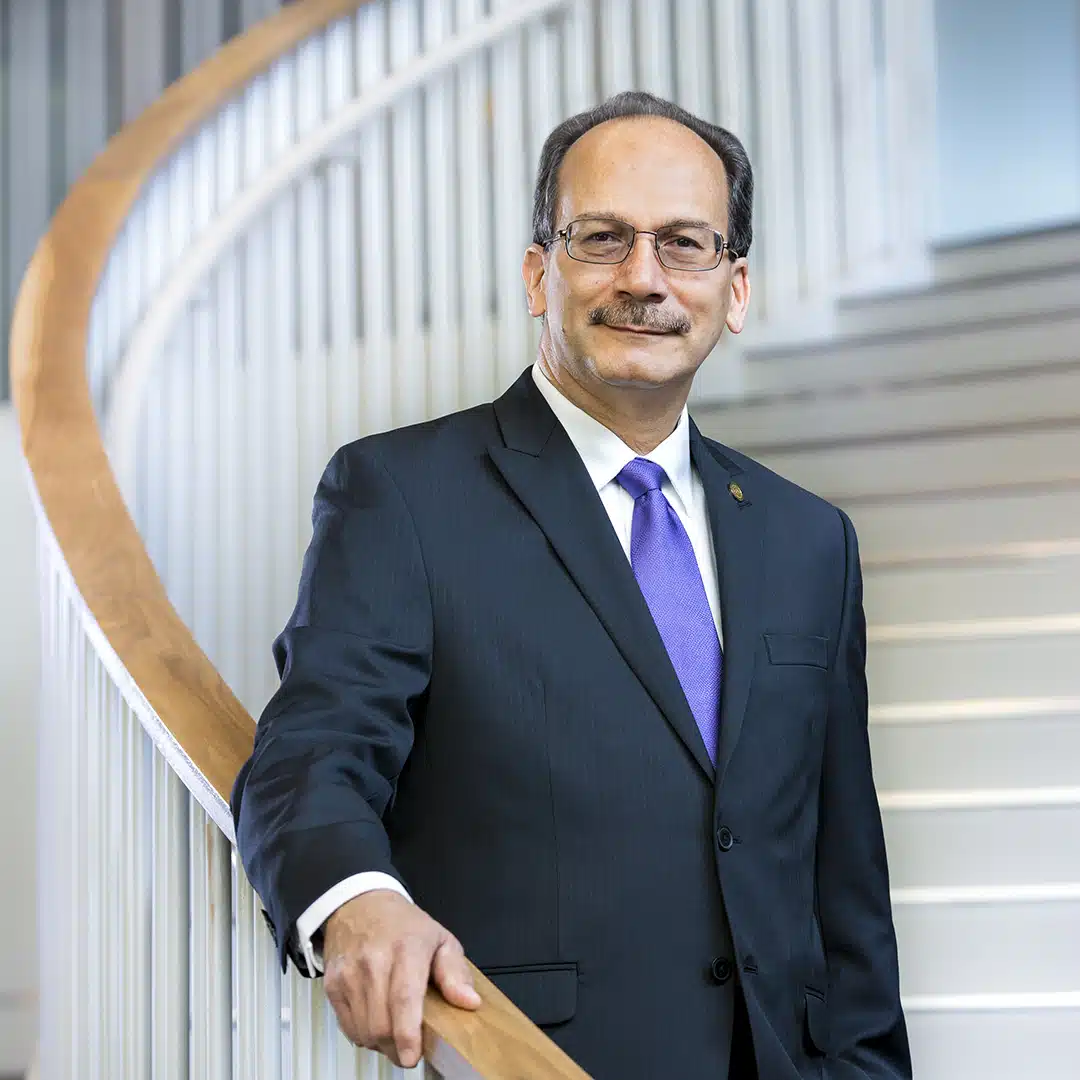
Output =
[{"x1": 530, "y1": 362, "x2": 695, "y2": 513}]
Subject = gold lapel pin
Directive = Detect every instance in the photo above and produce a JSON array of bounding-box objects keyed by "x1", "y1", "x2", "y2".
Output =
[{"x1": 728, "y1": 481, "x2": 745, "y2": 503}]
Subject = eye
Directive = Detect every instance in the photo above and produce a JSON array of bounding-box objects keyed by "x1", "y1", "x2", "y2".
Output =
[{"x1": 666, "y1": 234, "x2": 705, "y2": 250}]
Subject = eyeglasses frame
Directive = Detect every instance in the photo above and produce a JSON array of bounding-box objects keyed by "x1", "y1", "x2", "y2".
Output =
[{"x1": 539, "y1": 217, "x2": 744, "y2": 271}]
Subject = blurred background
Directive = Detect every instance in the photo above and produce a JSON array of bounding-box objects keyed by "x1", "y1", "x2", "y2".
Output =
[{"x1": 2, "y1": 0, "x2": 1080, "y2": 1077}]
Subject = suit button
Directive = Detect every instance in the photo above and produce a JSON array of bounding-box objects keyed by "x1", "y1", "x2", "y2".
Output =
[
  {"x1": 710, "y1": 956, "x2": 734, "y2": 984},
  {"x1": 717, "y1": 825, "x2": 734, "y2": 851}
]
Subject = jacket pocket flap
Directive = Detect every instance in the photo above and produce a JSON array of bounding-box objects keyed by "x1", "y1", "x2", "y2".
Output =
[
  {"x1": 483, "y1": 962, "x2": 578, "y2": 1027},
  {"x1": 764, "y1": 632, "x2": 828, "y2": 669},
  {"x1": 803, "y1": 990, "x2": 830, "y2": 1056}
]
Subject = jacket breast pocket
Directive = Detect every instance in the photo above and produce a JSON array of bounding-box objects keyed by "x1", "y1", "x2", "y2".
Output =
[
  {"x1": 764, "y1": 632, "x2": 829, "y2": 669},
  {"x1": 481, "y1": 961, "x2": 578, "y2": 1028}
]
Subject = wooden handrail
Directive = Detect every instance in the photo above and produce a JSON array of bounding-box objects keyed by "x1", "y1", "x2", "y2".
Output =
[{"x1": 8, "y1": 2, "x2": 588, "y2": 1075}]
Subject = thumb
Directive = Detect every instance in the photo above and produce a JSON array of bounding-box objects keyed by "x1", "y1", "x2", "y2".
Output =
[{"x1": 431, "y1": 937, "x2": 482, "y2": 1009}]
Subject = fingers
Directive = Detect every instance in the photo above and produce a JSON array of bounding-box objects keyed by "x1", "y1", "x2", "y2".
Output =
[
  {"x1": 320, "y1": 893, "x2": 480, "y2": 1068},
  {"x1": 431, "y1": 936, "x2": 482, "y2": 1009},
  {"x1": 386, "y1": 943, "x2": 432, "y2": 1068}
]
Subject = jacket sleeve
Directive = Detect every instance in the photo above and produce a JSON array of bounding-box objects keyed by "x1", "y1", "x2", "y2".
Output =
[
  {"x1": 230, "y1": 445, "x2": 433, "y2": 975},
  {"x1": 817, "y1": 509, "x2": 912, "y2": 1079}
]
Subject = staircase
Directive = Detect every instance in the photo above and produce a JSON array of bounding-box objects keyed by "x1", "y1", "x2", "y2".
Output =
[{"x1": 696, "y1": 222, "x2": 1080, "y2": 1080}]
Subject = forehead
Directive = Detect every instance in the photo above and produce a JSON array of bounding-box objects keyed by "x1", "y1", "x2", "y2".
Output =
[{"x1": 556, "y1": 115, "x2": 729, "y2": 230}]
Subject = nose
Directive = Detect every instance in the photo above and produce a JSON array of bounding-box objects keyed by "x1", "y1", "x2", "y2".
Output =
[{"x1": 613, "y1": 231, "x2": 669, "y2": 301}]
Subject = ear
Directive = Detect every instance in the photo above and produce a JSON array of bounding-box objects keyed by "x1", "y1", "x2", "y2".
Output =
[
  {"x1": 522, "y1": 244, "x2": 548, "y2": 317},
  {"x1": 724, "y1": 260, "x2": 751, "y2": 335}
]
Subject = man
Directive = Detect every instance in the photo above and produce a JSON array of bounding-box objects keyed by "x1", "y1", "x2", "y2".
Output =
[{"x1": 232, "y1": 91, "x2": 911, "y2": 1080}]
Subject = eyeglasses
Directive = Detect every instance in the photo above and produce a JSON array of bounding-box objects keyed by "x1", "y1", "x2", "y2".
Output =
[{"x1": 540, "y1": 217, "x2": 741, "y2": 271}]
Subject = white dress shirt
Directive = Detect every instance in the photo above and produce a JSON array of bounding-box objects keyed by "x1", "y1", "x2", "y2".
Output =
[{"x1": 294, "y1": 362, "x2": 723, "y2": 974}]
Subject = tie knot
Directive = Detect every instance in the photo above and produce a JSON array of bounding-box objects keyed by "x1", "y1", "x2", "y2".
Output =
[{"x1": 617, "y1": 457, "x2": 668, "y2": 500}]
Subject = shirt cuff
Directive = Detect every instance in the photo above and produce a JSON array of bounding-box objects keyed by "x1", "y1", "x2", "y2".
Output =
[{"x1": 295, "y1": 872, "x2": 413, "y2": 975}]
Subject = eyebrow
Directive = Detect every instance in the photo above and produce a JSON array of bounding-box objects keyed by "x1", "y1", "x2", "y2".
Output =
[{"x1": 570, "y1": 212, "x2": 719, "y2": 231}]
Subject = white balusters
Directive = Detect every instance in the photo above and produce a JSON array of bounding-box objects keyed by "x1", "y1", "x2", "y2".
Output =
[
  {"x1": 561, "y1": 0, "x2": 596, "y2": 116},
  {"x1": 326, "y1": 17, "x2": 363, "y2": 448},
  {"x1": 296, "y1": 32, "x2": 332, "y2": 532},
  {"x1": 752, "y1": 0, "x2": 799, "y2": 320},
  {"x1": 599, "y1": 0, "x2": 634, "y2": 96},
  {"x1": 356, "y1": 0, "x2": 396, "y2": 429},
  {"x1": 671, "y1": 0, "x2": 711, "y2": 117},
  {"x1": 152, "y1": 757, "x2": 191, "y2": 1080},
  {"x1": 28, "y1": 6, "x2": 942, "y2": 1077},
  {"x1": 835, "y1": 0, "x2": 886, "y2": 278},
  {"x1": 454, "y1": 0, "x2": 496, "y2": 409},
  {"x1": 422, "y1": 0, "x2": 459, "y2": 417},
  {"x1": 491, "y1": 0, "x2": 532, "y2": 388},
  {"x1": 268, "y1": 52, "x2": 304, "y2": 634},
  {"x1": 216, "y1": 100, "x2": 248, "y2": 704},
  {"x1": 636, "y1": 0, "x2": 674, "y2": 99},
  {"x1": 793, "y1": 0, "x2": 839, "y2": 300},
  {"x1": 390, "y1": 0, "x2": 429, "y2": 427}
]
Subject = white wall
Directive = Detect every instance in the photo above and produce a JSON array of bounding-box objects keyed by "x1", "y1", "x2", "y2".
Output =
[
  {"x1": 934, "y1": 0, "x2": 1080, "y2": 241},
  {"x1": 0, "y1": 404, "x2": 38, "y2": 1073}
]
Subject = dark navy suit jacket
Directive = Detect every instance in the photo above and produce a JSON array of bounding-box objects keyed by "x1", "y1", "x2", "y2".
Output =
[{"x1": 231, "y1": 367, "x2": 911, "y2": 1080}]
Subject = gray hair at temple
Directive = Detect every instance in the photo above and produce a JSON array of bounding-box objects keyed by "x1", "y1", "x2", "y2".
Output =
[{"x1": 531, "y1": 90, "x2": 754, "y2": 260}]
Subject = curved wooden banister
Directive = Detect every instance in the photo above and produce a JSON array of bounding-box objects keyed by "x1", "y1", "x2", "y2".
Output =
[{"x1": 9, "y1": 2, "x2": 589, "y2": 1075}]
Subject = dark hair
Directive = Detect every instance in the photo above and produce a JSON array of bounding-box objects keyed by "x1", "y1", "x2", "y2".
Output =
[{"x1": 531, "y1": 91, "x2": 753, "y2": 259}]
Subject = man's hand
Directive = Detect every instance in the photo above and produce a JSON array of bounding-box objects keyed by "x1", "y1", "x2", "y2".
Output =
[{"x1": 322, "y1": 889, "x2": 482, "y2": 1068}]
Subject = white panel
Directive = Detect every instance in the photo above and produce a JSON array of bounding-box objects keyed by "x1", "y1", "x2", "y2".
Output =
[
  {"x1": 835, "y1": 0, "x2": 886, "y2": 276},
  {"x1": 753, "y1": 0, "x2": 799, "y2": 318},
  {"x1": 883, "y1": 803, "x2": 1080, "y2": 890},
  {"x1": 192, "y1": 126, "x2": 220, "y2": 661},
  {"x1": 598, "y1": 0, "x2": 633, "y2": 95},
  {"x1": 122, "y1": 0, "x2": 168, "y2": 122},
  {"x1": 65, "y1": 0, "x2": 109, "y2": 186},
  {"x1": 793, "y1": 0, "x2": 837, "y2": 300},
  {"x1": 907, "y1": 1007, "x2": 1080, "y2": 1080},
  {"x1": 127, "y1": 712, "x2": 153, "y2": 1077},
  {"x1": 267, "y1": 55, "x2": 303, "y2": 616},
  {"x1": 871, "y1": 705, "x2": 1080, "y2": 794},
  {"x1": 389, "y1": 0, "x2": 428, "y2": 425},
  {"x1": 214, "y1": 100, "x2": 246, "y2": 701},
  {"x1": 189, "y1": 806, "x2": 232, "y2": 1079},
  {"x1": 524, "y1": 12, "x2": 560, "y2": 186},
  {"x1": 672, "y1": 0, "x2": 710, "y2": 116},
  {"x1": 6, "y1": 0, "x2": 50, "y2": 335},
  {"x1": 561, "y1": 0, "x2": 597, "y2": 116},
  {"x1": 635, "y1": 0, "x2": 672, "y2": 98},
  {"x1": 881, "y1": 0, "x2": 936, "y2": 267},
  {"x1": 454, "y1": 0, "x2": 496, "y2": 408},
  {"x1": 296, "y1": 34, "x2": 331, "y2": 537},
  {"x1": 240, "y1": 74, "x2": 277, "y2": 707},
  {"x1": 165, "y1": 318, "x2": 196, "y2": 624},
  {"x1": 422, "y1": 0, "x2": 459, "y2": 417},
  {"x1": 356, "y1": 1, "x2": 395, "y2": 430},
  {"x1": 183, "y1": 0, "x2": 226, "y2": 70},
  {"x1": 868, "y1": 632, "x2": 1080, "y2": 707},
  {"x1": 490, "y1": 0, "x2": 531, "y2": 390},
  {"x1": 324, "y1": 18, "x2": 361, "y2": 448},
  {"x1": 69, "y1": 620, "x2": 90, "y2": 1074},
  {"x1": 152, "y1": 759, "x2": 191, "y2": 1080},
  {"x1": 712, "y1": 0, "x2": 752, "y2": 139}
]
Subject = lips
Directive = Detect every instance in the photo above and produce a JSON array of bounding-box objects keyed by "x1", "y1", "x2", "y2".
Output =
[{"x1": 605, "y1": 325, "x2": 669, "y2": 335}]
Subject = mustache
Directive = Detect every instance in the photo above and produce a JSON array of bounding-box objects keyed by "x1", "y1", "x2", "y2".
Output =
[{"x1": 588, "y1": 302, "x2": 691, "y2": 336}]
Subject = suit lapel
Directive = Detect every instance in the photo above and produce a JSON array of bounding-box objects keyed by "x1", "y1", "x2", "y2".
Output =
[
  {"x1": 489, "y1": 370, "x2": 716, "y2": 782},
  {"x1": 690, "y1": 421, "x2": 765, "y2": 791}
]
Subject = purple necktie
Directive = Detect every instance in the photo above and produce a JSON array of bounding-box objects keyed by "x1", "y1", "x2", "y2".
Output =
[{"x1": 617, "y1": 458, "x2": 722, "y2": 764}]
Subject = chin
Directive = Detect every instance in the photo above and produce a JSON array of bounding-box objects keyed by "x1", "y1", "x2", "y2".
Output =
[{"x1": 588, "y1": 344, "x2": 696, "y2": 389}]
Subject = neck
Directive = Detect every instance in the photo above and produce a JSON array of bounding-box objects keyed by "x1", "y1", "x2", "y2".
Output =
[{"x1": 537, "y1": 348, "x2": 690, "y2": 455}]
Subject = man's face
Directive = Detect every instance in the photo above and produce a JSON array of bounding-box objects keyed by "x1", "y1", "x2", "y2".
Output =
[{"x1": 523, "y1": 116, "x2": 750, "y2": 395}]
